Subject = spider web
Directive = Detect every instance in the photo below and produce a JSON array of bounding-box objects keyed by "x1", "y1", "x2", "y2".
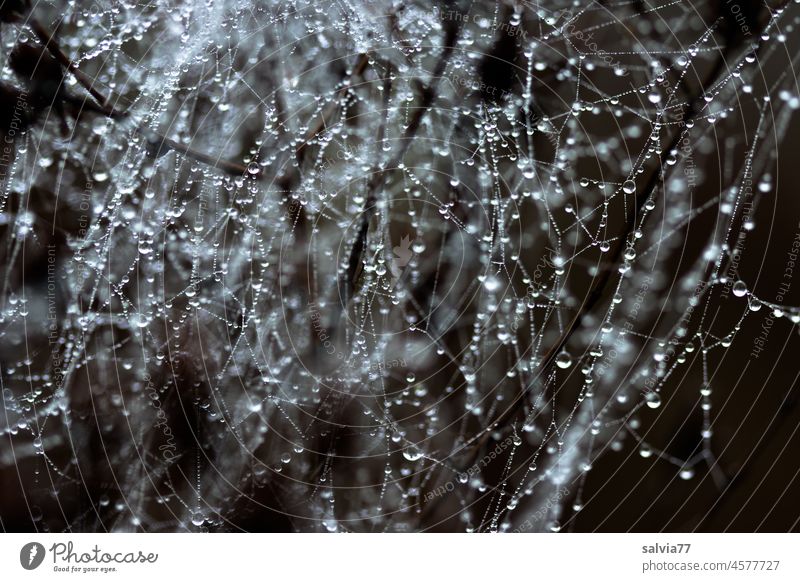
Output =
[{"x1": 1, "y1": 0, "x2": 799, "y2": 532}]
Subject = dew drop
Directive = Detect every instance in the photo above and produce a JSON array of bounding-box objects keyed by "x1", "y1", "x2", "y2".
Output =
[
  {"x1": 402, "y1": 448, "x2": 424, "y2": 461},
  {"x1": 555, "y1": 350, "x2": 573, "y2": 369},
  {"x1": 483, "y1": 276, "x2": 501, "y2": 292},
  {"x1": 732, "y1": 280, "x2": 747, "y2": 297},
  {"x1": 645, "y1": 392, "x2": 662, "y2": 409}
]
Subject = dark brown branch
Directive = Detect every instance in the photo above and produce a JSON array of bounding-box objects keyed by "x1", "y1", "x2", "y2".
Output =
[
  {"x1": 337, "y1": 20, "x2": 460, "y2": 308},
  {"x1": 294, "y1": 53, "x2": 369, "y2": 165},
  {"x1": 487, "y1": 0, "x2": 790, "y2": 442},
  {"x1": 421, "y1": 4, "x2": 791, "y2": 520},
  {"x1": 29, "y1": 19, "x2": 127, "y2": 120},
  {"x1": 28, "y1": 18, "x2": 251, "y2": 176}
]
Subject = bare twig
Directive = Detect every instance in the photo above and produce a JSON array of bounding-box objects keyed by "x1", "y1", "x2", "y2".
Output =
[
  {"x1": 28, "y1": 18, "x2": 251, "y2": 176},
  {"x1": 421, "y1": 3, "x2": 790, "y2": 520},
  {"x1": 485, "y1": 0, "x2": 791, "y2": 442},
  {"x1": 294, "y1": 53, "x2": 370, "y2": 165},
  {"x1": 338, "y1": 20, "x2": 460, "y2": 308},
  {"x1": 29, "y1": 19, "x2": 127, "y2": 119}
]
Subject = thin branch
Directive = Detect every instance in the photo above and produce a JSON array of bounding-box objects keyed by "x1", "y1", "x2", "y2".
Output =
[
  {"x1": 487, "y1": 0, "x2": 791, "y2": 441},
  {"x1": 421, "y1": 4, "x2": 791, "y2": 519},
  {"x1": 29, "y1": 19, "x2": 127, "y2": 119},
  {"x1": 28, "y1": 18, "x2": 251, "y2": 176},
  {"x1": 337, "y1": 19, "x2": 460, "y2": 308}
]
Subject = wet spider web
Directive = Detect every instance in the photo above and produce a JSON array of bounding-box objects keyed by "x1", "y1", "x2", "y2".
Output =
[{"x1": 1, "y1": 0, "x2": 799, "y2": 532}]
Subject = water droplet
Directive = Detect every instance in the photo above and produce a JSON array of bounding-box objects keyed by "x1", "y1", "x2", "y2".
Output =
[
  {"x1": 402, "y1": 448, "x2": 424, "y2": 461},
  {"x1": 483, "y1": 276, "x2": 501, "y2": 292},
  {"x1": 645, "y1": 392, "x2": 662, "y2": 409},
  {"x1": 555, "y1": 350, "x2": 573, "y2": 369}
]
